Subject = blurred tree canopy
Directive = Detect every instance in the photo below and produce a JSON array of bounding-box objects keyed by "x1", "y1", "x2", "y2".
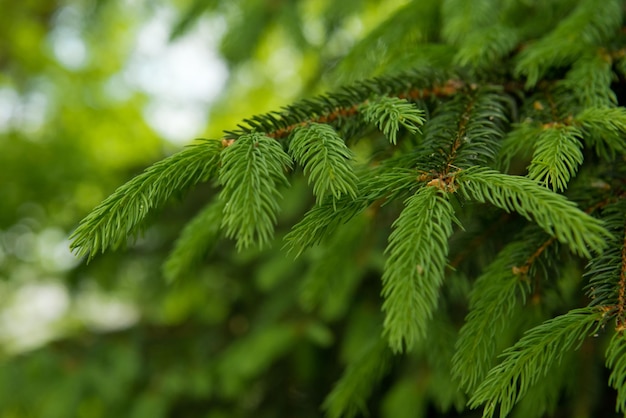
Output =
[
  {"x1": 4, "y1": 1, "x2": 626, "y2": 418},
  {"x1": 0, "y1": 0, "x2": 408, "y2": 417}
]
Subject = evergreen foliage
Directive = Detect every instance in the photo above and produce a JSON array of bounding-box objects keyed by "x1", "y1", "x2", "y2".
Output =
[
  {"x1": 289, "y1": 123, "x2": 358, "y2": 204},
  {"x1": 218, "y1": 132, "x2": 292, "y2": 250},
  {"x1": 382, "y1": 186, "x2": 455, "y2": 352},
  {"x1": 361, "y1": 96, "x2": 425, "y2": 145},
  {"x1": 469, "y1": 308, "x2": 604, "y2": 418},
  {"x1": 68, "y1": 0, "x2": 626, "y2": 416},
  {"x1": 70, "y1": 140, "x2": 223, "y2": 260}
]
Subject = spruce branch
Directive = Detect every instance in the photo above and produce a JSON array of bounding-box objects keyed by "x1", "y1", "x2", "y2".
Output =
[
  {"x1": 457, "y1": 167, "x2": 609, "y2": 258},
  {"x1": 421, "y1": 93, "x2": 473, "y2": 170},
  {"x1": 558, "y1": 51, "x2": 617, "y2": 109},
  {"x1": 219, "y1": 133, "x2": 292, "y2": 250},
  {"x1": 452, "y1": 241, "x2": 532, "y2": 392},
  {"x1": 527, "y1": 124, "x2": 583, "y2": 192},
  {"x1": 498, "y1": 123, "x2": 542, "y2": 171},
  {"x1": 469, "y1": 308, "x2": 604, "y2": 418},
  {"x1": 419, "y1": 87, "x2": 510, "y2": 174},
  {"x1": 284, "y1": 165, "x2": 419, "y2": 257},
  {"x1": 216, "y1": 324, "x2": 297, "y2": 397},
  {"x1": 585, "y1": 199, "x2": 626, "y2": 319},
  {"x1": 70, "y1": 140, "x2": 223, "y2": 260},
  {"x1": 514, "y1": 0, "x2": 622, "y2": 88},
  {"x1": 299, "y1": 215, "x2": 369, "y2": 320},
  {"x1": 381, "y1": 186, "x2": 456, "y2": 353},
  {"x1": 513, "y1": 235, "x2": 557, "y2": 278},
  {"x1": 163, "y1": 199, "x2": 225, "y2": 282},
  {"x1": 454, "y1": 24, "x2": 520, "y2": 70},
  {"x1": 452, "y1": 87, "x2": 511, "y2": 168},
  {"x1": 360, "y1": 96, "x2": 425, "y2": 145},
  {"x1": 331, "y1": 0, "x2": 441, "y2": 82},
  {"x1": 575, "y1": 107, "x2": 626, "y2": 159},
  {"x1": 224, "y1": 72, "x2": 464, "y2": 141},
  {"x1": 323, "y1": 339, "x2": 391, "y2": 418},
  {"x1": 289, "y1": 123, "x2": 358, "y2": 205},
  {"x1": 606, "y1": 331, "x2": 626, "y2": 414},
  {"x1": 284, "y1": 198, "x2": 367, "y2": 258},
  {"x1": 442, "y1": 0, "x2": 500, "y2": 45}
]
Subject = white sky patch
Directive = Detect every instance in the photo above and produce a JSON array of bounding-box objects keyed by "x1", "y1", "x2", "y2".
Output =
[
  {"x1": 0, "y1": 88, "x2": 49, "y2": 135},
  {"x1": 0, "y1": 282, "x2": 70, "y2": 352},
  {"x1": 75, "y1": 288, "x2": 139, "y2": 332},
  {"x1": 48, "y1": 5, "x2": 89, "y2": 70},
  {"x1": 0, "y1": 88, "x2": 18, "y2": 132},
  {"x1": 36, "y1": 228, "x2": 82, "y2": 273},
  {"x1": 126, "y1": 8, "x2": 228, "y2": 144}
]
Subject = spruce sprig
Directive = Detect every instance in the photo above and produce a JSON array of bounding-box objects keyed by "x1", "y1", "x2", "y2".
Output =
[
  {"x1": 457, "y1": 167, "x2": 609, "y2": 258},
  {"x1": 451, "y1": 87, "x2": 511, "y2": 168},
  {"x1": 284, "y1": 164, "x2": 419, "y2": 256},
  {"x1": 219, "y1": 133, "x2": 292, "y2": 250},
  {"x1": 498, "y1": 123, "x2": 542, "y2": 171},
  {"x1": 558, "y1": 52, "x2": 617, "y2": 109},
  {"x1": 514, "y1": 0, "x2": 622, "y2": 88},
  {"x1": 223, "y1": 69, "x2": 459, "y2": 141},
  {"x1": 469, "y1": 308, "x2": 603, "y2": 418},
  {"x1": 289, "y1": 123, "x2": 358, "y2": 204},
  {"x1": 576, "y1": 107, "x2": 626, "y2": 159},
  {"x1": 454, "y1": 24, "x2": 520, "y2": 70},
  {"x1": 163, "y1": 199, "x2": 225, "y2": 282},
  {"x1": 585, "y1": 199, "x2": 626, "y2": 308},
  {"x1": 360, "y1": 96, "x2": 425, "y2": 145},
  {"x1": 381, "y1": 185, "x2": 456, "y2": 353},
  {"x1": 606, "y1": 332, "x2": 626, "y2": 414},
  {"x1": 527, "y1": 124, "x2": 583, "y2": 192},
  {"x1": 452, "y1": 241, "x2": 532, "y2": 392},
  {"x1": 70, "y1": 140, "x2": 223, "y2": 260},
  {"x1": 323, "y1": 339, "x2": 391, "y2": 418}
]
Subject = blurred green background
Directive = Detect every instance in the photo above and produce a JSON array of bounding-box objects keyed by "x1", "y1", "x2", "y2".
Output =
[{"x1": 0, "y1": 0, "x2": 412, "y2": 416}]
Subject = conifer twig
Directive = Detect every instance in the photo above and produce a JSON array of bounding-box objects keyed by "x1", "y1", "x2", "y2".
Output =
[{"x1": 617, "y1": 229, "x2": 626, "y2": 331}]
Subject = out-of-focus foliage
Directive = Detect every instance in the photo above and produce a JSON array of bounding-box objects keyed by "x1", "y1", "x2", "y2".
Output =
[
  {"x1": 0, "y1": 0, "x2": 409, "y2": 417},
  {"x1": 6, "y1": 1, "x2": 626, "y2": 418}
]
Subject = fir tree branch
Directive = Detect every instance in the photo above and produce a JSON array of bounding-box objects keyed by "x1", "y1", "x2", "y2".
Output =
[
  {"x1": 442, "y1": 0, "x2": 500, "y2": 45},
  {"x1": 512, "y1": 236, "x2": 556, "y2": 278},
  {"x1": 454, "y1": 24, "x2": 520, "y2": 70},
  {"x1": 284, "y1": 197, "x2": 367, "y2": 258},
  {"x1": 299, "y1": 214, "x2": 369, "y2": 320},
  {"x1": 223, "y1": 71, "x2": 464, "y2": 141},
  {"x1": 498, "y1": 123, "x2": 542, "y2": 172},
  {"x1": 284, "y1": 165, "x2": 419, "y2": 257},
  {"x1": 558, "y1": 50, "x2": 617, "y2": 109},
  {"x1": 527, "y1": 123, "x2": 583, "y2": 192},
  {"x1": 70, "y1": 140, "x2": 223, "y2": 260},
  {"x1": 289, "y1": 123, "x2": 358, "y2": 205},
  {"x1": 585, "y1": 199, "x2": 626, "y2": 309},
  {"x1": 514, "y1": 0, "x2": 622, "y2": 88},
  {"x1": 218, "y1": 133, "x2": 292, "y2": 250},
  {"x1": 469, "y1": 308, "x2": 604, "y2": 418},
  {"x1": 162, "y1": 199, "x2": 225, "y2": 282},
  {"x1": 323, "y1": 339, "x2": 391, "y2": 418},
  {"x1": 619, "y1": 226, "x2": 626, "y2": 331},
  {"x1": 456, "y1": 167, "x2": 610, "y2": 258},
  {"x1": 360, "y1": 96, "x2": 425, "y2": 145},
  {"x1": 419, "y1": 86, "x2": 511, "y2": 176},
  {"x1": 575, "y1": 107, "x2": 626, "y2": 159},
  {"x1": 452, "y1": 240, "x2": 535, "y2": 392},
  {"x1": 382, "y1": 186, "x2": 456, "y2": 352},
  {"x1": 585, "y1": 199, "x2": 626, "y2": 328},
  {"x1": 606, "y1": 331, "x2": 626, "y2": 414},
  {"x1": 452, "y1": 87, "x2": 511, "y2": 168}
]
